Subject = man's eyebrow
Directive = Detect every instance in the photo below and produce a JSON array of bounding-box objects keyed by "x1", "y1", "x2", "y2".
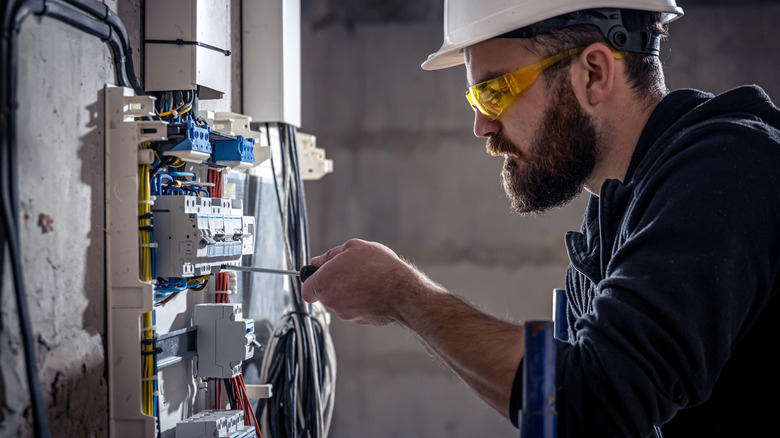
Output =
[{"x1": 467, "y1": 70, "x2": 505, "y2": 86}]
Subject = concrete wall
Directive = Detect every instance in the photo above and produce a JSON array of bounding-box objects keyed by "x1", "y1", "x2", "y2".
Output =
[
  {"x1": 300, "y1": 2, "x2": 780, "y2": 438},
  {"x1": 1, "y1": 1, "x2": 778, "y2": 437}
]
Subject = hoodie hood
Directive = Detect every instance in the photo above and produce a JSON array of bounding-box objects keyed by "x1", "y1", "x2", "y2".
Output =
[{"x1": 624, "y1": 85, "x2": 780, "y2": 186}]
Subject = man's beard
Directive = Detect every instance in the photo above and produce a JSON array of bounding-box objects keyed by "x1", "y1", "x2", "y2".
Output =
[{"x1": 487, "y1": 78, "x2": 601, "y2": 215}]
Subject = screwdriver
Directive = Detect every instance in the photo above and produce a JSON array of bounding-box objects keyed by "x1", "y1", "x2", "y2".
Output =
[{"x1": 220, "y1": 264, "x2": 318, "y2": 282}]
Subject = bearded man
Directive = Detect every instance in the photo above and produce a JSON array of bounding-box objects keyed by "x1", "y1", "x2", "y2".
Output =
[{"x1": 302, "y1": 1, "x2": 780, "y2": 436}]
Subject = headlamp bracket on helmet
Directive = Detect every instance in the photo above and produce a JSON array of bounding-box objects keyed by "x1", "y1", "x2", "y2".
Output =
[{"x1": 497, "y1": 8, "x2": 661, "y2": 56}]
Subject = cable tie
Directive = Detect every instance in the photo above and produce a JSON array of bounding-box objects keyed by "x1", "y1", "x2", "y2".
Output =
[
  {"x1": 142, "y1": 375, "x2": 158, "y2": 382},
  {"x1": 145, "y1": 39, "x2": 231, "y2": 56},
  {"x1": 141, "y1": 347, "x2": 163, "y2": 356},
  {"x1": 139, "y1": 212, "x2": 153, "y2": 219},
  {"x1": 139, "y1": 243, "x2": 159, "y2": 248},
  {"x1": 138, "y1": 200, "x2": 155, "y2": 205},
  {"x1": 139, "y1": 225, "x2": 154, "y2": 232}
]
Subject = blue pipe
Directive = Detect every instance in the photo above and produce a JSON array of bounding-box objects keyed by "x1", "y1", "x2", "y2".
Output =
[{"x1": 520, "y1": 320, "x2": 557, "y2": 438}]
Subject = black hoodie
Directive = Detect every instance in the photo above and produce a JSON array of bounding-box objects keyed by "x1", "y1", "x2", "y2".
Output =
[{"x1": 510, "y1": 85, "x2": 780, "y2": 437}]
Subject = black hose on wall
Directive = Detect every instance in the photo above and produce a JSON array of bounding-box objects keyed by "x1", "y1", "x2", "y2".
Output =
[{"x1": 1, "y1": 1, "x2": 143, "y2": 436}]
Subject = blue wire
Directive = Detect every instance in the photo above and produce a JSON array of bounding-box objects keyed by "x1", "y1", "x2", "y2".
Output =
[
  {"x1": 166, "y1": 172, "x2": 196, "y2": 179},
  {"x1": 153, "y1": 174, "x2": 173, "y2": 196},
  {"x1": 166, "y1": 188, "x2": 185, "y2": 196},
  {"x1": 154, "y1": 278, "x2": 188, "y2": 297}
]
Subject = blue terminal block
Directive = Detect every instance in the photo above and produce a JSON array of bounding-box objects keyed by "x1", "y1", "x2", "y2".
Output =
[
  {"x1": 212, "y1": 135, "x2": 255, "y2": 170},
  {"x1": 520, "y1": 320, "x2": 557, "y2": 438},
  {"x1": 164, "y1": 120, "x2": 212, "y2": 163}
]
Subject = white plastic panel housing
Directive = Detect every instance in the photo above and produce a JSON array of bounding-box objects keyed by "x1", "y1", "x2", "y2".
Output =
[
  {"x1": 144, "y1": 0, "x2": 231, "y2": 99},
  {"x1": 105, "y1": 86, "x2": 157, "y2": 438},
  {"x1": 194, "y1": 303, "x2": 256, "y2": 378},
  {"x1": 242, "y1": 0, "x2": 301, "y2": 126}
]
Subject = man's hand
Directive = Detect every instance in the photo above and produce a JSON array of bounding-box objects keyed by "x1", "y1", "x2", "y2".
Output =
[
  {"x1": 301, "y1": 238, "x2": 440, "y2": 326},
  {"x1": 302, "y1": 238, "x2": 524, "y2": 419}
]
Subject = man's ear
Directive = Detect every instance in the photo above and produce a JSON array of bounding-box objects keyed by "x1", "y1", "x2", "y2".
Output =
[{"x1": 570, "y1": 43, "x2": 617, "y2": 109}]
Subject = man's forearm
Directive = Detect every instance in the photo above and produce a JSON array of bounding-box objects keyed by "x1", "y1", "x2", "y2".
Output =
[
  {"x1": 396, "y1": 281, "x2": 525, "y2": 419},
  {"x1": 301, "y1": 239, "x2": 526, "y2": 418}
]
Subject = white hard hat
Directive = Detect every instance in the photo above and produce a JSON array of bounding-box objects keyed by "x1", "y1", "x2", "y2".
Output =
[{"x1": 422, "y1": 0, "x2": 684, "y2": 70}]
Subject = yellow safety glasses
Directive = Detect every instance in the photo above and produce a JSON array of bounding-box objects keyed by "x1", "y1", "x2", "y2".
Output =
[{"x1": 466, "y1": 47, "x2": 626, "y2": 120}]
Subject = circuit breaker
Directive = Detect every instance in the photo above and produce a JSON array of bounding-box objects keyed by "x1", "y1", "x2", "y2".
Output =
[
  {"x1": 152, "y1": 195, "x2": 254, "y2": 278},
  {"x1": 194, "y1": 303, "x2": 256, "y2": 379},
  {"x1": 176, "y1": 410, "x2": 257, "y2": 438}
]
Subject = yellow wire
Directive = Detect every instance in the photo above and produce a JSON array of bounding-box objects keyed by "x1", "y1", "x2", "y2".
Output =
[
  {"x1": 138, "y1": 163, "x2": 152, "y2": 282},
  {"x1": 139, "y1": 143, "x2": 156, "y2": 416},
  {"x1": 158, "y1": 101, "x2": 189, "y2": 117},
  {"x1": 139, "y1": 142, "x2": 153, "y2": 283},
  {"x1": 177, "y1": 104, "x2": 192, "y2": 116},
  {"x1": 142, "y1": 311, "x2": 154, "y2": 415}
]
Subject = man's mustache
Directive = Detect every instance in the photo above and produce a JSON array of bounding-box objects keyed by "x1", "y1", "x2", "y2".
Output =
[{"x1": 486, "y1": 134, "x2": 522, "y2": 158}]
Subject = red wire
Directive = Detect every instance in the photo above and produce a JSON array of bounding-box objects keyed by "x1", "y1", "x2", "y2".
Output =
[
  {"x1": 239, "y1": 374, "x2": 260, "y2": 429},
  {"x1": 217, "y1": 379, "x2": 222, "y2": 409},
  {"x1": 232, "y1": 377, "x2": 243, "y2": 412}
]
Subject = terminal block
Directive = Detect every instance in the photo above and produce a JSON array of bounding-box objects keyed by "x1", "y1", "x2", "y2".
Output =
[
  {"x1": 176, "y1": 410, "x2": 257, "y2": 438},
  {"x1": 194, "y1": 304, "x2": 256, "y2": 379},
  {"x1": 159, "y1": 120, "x2": 213, "y2": 163},
  {"x1": 198, "y1": 111, "x2": 271, "y2": 166},
  {"x1": 212, "y1": 135, "x2": 255, "y2": 171},
  {"x1": 152, "y1": 195, "x2": 254, "y2": 278}
]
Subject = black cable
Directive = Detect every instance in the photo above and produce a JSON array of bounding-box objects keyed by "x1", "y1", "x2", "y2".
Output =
[
  {"x1": 223, "y1": 378, "x2": 238, "y2": 411},
  {"x1": 59, "y1": 0, "x2": 144, "y2": 95},
  {"x1": 285, "y1": 123, "x2": 322, "y2": 436},
  {"x1": 2, "y1": 1, "x2": 144, "y2": 435},
  {"x1": 266, "y1": 122, "x2": 287, "y2": 245},
  {"x1": 1, "y1": 2, "x2": 53, "y2": 436},
  {"x1": 41, "y1": 2, "x2": 131, "y2": 90},
  {"x1": 255, "y1": 122, "x2": 331, "y2": 438}
]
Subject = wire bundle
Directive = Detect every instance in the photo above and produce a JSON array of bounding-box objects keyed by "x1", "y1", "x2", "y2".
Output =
[
  {"x1": 151, "y1": 90, "x2": 196, "y2": 123},
  {"x1": 141, "y1": 310, "x2": 159, "y2": 434},
  {"x1": 139, "y1": 142, "x2": 157, "y2": 282},
  {"x1": 257, "y1": 123, "x2": 336, "y2": 438}
]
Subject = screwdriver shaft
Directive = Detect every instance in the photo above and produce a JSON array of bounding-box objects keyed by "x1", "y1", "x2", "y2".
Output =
[{"x1": 220, "y1": 265, "x2": 299, "y2": 276}]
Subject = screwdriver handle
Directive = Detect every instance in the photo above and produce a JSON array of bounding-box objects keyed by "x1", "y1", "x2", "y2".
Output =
[{"x1": 299, "y1": 265, "x2": 318, "y2": 282}]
